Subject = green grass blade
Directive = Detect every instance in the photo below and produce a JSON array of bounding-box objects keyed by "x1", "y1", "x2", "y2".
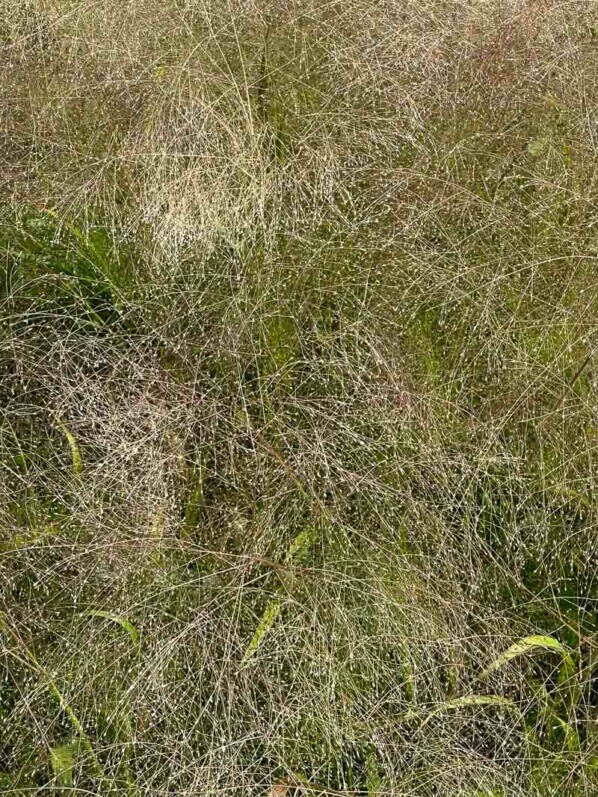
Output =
[
  {"x1": 84, "y1": 610, "x2": 140, "y2": 646},
  {"x1": 241, "y1": 599, "x2": 281, "y2": 666},
  {"x1": 482, "y1": 635, "x2": 573, "y2": 678},
  {"x1": 419, "y1": 695, "x2": 520, "y2": 728},
  {"x1": 241, "y1": 524, "x2": 318, "y2": 666},
  {"x1": 365, "y1": 750, "x2": 382, "y2": 796},
  {"x1": 50, "y1": 741, "x2": 77, "y2": 790},
  {"x1": 55, "y1": 420, "x2": 83, "y2": 476},
  {"x1": 0, "y1": 612, "x2": 106, "y2": 783}
]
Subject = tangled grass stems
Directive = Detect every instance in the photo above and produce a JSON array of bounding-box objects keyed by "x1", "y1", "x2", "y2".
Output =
[{"x1": 1, "y1": 1, "x2": 598, "y2": 795}]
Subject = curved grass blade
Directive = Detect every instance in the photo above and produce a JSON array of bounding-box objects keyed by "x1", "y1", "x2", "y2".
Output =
[
  {"x1": 482, "y1": 635, "x2": 573, "y2": 678},
  {"x1": 84, "y1": 610, "x2": 140, "y2": 646},
  {"x1": 552, "y1": 715, "x2": 581, "y2": 752},
  {"x1": 419, "y1": 695, "x2": 520, "y2": 728},
  {"x1": 55, "y1": 420, "x2": 83, "y2": 476},
  {"x1": 241, "y1": 521, "x2": 319, "y2": 666},
  {"x1": 0, "y1": 612, "x2": 106, "y2": 784}
]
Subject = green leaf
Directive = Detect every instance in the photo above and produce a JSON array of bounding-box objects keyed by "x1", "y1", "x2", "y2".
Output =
[
  {"x1": 241, "y1": 524, "x2": 317, "y2": 668},
  {"x1": 55, "y1": 420, "x2": 83, "y2": 476},
  {"x1": 241, "y1": 599, "x2": 281, "y2": 666},
  {"x1": 50, "y1": 741, "x2": 77, "y2": 788},
  {"x1": 84, "y1": 610, "x2": 140, "y2": 646},
  {"x1": 365, "y1": 750, "x2": 382, "y2": 796},
  {"x1": 482, "y1": 635, "x2": 573, "y2": 677},
  {"x1": 552, "y1": 715, "x2": 581, "y2": 752},
  {"x1": 418, "y1": 695, "x2": 520, "y2": 728},
  {"x1": 285, "y1": 527, "x2": 316, "y2": 562}
]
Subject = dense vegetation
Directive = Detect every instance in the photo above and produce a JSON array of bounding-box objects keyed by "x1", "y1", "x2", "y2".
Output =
[{"x1": 1, "y1": 2, "x2": 597, "y2": 795}]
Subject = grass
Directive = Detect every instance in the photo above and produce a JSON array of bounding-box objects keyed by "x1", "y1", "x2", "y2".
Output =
[{"x1": 1, "y1": 1, "x2": 598, "y2": 795}]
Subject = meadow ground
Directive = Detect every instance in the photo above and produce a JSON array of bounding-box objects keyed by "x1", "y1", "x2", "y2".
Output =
[{"x1": 0, "y1": 2, "x2": 597, "y2": 795}]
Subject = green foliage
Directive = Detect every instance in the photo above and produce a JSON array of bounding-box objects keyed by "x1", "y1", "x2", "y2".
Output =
[
  {"x1": 1, "y1": 209, "x2": 136, "y2": 330},
  {"x1": 55, "y1": 419, "x2": 84, "y2": 476},
  {"x1": 50, "y1": 740, "x2": 77, "y2": 791},
  {"x1": 241, "y1": 598, "x2": 282, "y2": 666},
  {"x1": 482, "y1": 635, "x2": 573, "y2": 678},
  {"x1": 83, "y1": 610, "x2": 140, "y2": 647}
]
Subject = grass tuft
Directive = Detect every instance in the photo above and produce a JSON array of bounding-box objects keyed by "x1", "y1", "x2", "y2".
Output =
[{"x1": 1, "y1": 2, "x2": 597, "y2": 795}]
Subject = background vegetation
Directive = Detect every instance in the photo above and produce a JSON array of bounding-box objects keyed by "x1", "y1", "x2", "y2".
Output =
[{"x1": 1, "y1": 1, "x2": 597, "y2": 794}]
